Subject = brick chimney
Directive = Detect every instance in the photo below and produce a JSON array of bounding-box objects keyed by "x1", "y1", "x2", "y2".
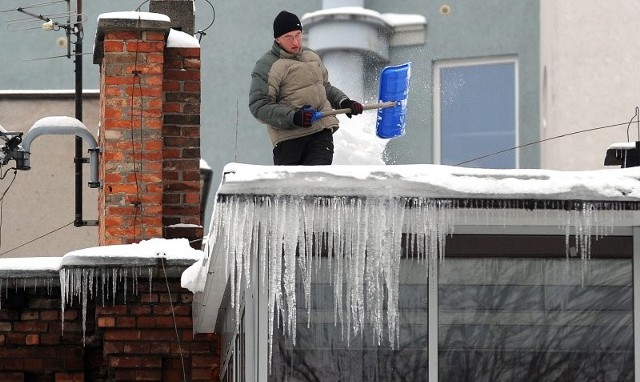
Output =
[{"x1": 93, "y1": 13, "x2": 202, "y2": 248}]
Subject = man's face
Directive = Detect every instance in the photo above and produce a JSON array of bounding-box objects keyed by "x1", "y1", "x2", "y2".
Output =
[{"x1": 276, "y1": 30, "x2": 302, "y2": 55}]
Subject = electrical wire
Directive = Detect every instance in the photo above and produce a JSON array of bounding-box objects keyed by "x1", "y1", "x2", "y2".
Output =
[
  {"x1": 130, "y1": 18, "x2": 144, "y2": 242},
  {"x1": 160, "y1": 257, "x2": 187, "y2": 382},
  {"x1": 132, "y1": 0, "x2": 215, "y2": 43},
  {"x1": 195, "y1": 0, "x2": 215, "y2": 42},
  {"x1": 0, "y1": 0, "x2": 66, "y2": 13},
  {"x1": 134, "y1": 0, "x2": 151, "y2": 12},
  {"x1": 0, "y1": 166, "x2": 76, "y2": 258},
  {"x1": 0, "y1": 168, "x2": 17, "y2": 203},
  {"x1": 0, "y1": 166, "x2": 17, "y2": 181},
  {"x1": 625, "y1": 106, "x2": 639, "y2": 142},
  {"x1": 0, "y1": 221, "x2": 74, "y2": 257},
  {"x1": 454, "y1": 120, "x2": 631, "y2": 167},
  {"x1": 0, "y1": 168, "x2": 17, "y2": 250},
  {"x1": 235, "y1": 99, "x2": 239, "y2": 162}
]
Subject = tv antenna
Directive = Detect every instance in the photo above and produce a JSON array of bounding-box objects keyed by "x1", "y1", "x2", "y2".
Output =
[
  {"x1": 2, "y1": 0, "x2": 85, "y2": 61},
  {"x1": 2, "y1": 0, "x2": 95, "y2": 227}
]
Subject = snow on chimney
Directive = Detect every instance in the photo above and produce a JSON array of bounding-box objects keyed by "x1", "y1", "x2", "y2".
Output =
[{"x1": 93, "y1": 12, "x2": 202, "y2": 248}]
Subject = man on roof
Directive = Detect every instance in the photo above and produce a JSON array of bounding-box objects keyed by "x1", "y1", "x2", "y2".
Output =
[{"x1": 249, "y1": 10, "x2": 363, "y2": 165}]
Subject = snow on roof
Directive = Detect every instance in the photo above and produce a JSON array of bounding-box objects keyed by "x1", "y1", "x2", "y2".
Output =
[
  {"x1": 97, "y1": 11, "x2": 170, "y2": 23},
  {"x1": 302, "y1": 7, "x2": 426, "y2": 27},
  {"x1": 61, "y1": 238, "x2": 202, "y2": 268},
  {"x1": 0, "y1": 238, "x2": 202, "y2": 276},
  {"x1": 167, "y1": 29, "x2": 200, "y2": 48},
  {"x1": 0, "y1": 257, "x2": 61, "y2": 278},
  {"x1": 200, "y1": 158, "x2": 212, "y2": 170},
  {"x1": 181, "y1": 257, "x2": 206, "y2": 292},
  {"x1": 217, "y1": 163, "x2": 640, "y2": 202},
  {"x1": 607, "y1": 141, "x2": 637, "y2": 150},
  {"x1": 382, "y1": 13, "x2": 427, "y2": 27},
  {"x1": 303, "y1": 6, "x2": 385, "y2": 21}
]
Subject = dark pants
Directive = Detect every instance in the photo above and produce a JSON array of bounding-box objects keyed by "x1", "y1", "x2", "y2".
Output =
[{"x1": 273, "y1": 129, "x2": 334, "y2": 165}]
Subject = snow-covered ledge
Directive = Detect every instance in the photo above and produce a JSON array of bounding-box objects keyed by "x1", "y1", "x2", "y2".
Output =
[
  {"x1": 0, "y1": 238, "x2": 203, "y2": 338},
  {"x1": 216, "y1": 163, "x2": 640, "y2": 202},
  {"x1": 0, "y1": 238, "x2": 202, "y2": 288}
]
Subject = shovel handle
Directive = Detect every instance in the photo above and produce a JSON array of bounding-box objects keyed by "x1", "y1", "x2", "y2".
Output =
[{"x1": 310, "y1": 101, "x2": 397, "y2": 122}]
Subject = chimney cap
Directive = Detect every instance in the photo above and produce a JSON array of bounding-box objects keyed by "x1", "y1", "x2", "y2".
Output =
[
  {"x1": 93, "y1": 11, "x2": 172, "y2": 64},
  {"x1": 149, "y1": 0, "x2": 196, "y2": 35}
]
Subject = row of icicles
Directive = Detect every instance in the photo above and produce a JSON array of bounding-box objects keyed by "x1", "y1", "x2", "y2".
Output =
[{"x1": 210, "y1": 194, "x2": 626, "y2": 367}]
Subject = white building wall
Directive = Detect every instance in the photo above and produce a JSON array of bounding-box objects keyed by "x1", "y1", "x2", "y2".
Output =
[{"x1": 540, "y1": 1, "x2": 640, "y2": 170}]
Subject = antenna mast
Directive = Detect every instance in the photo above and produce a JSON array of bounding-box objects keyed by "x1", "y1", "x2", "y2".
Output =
[{"x1": 73, "y1": 0, "x2": 92, "y2": 227}]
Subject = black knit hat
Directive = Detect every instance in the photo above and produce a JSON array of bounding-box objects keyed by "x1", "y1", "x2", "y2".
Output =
[{"x1": 273, "y1": 10, "x2": 302, "y2": 38}]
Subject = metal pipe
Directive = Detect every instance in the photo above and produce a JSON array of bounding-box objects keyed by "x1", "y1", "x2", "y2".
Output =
[
  {"x1": 20, "y1": 116, "x2": 99, "y2": 189},
  {"x1": 74, "y1": 0, "x2": 84, "y2": 227}
]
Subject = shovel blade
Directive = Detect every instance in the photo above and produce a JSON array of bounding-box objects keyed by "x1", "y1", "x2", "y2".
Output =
[{"x1": 376, "y1": 63, "x2": 411, "y2": 139}]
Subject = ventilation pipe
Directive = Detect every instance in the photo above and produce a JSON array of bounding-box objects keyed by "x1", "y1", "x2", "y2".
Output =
[
  {"x1": 302, "y1": 1, "x2": 426, "y2": 102},
  {"x1": 17, "y1": 116, "x2": 100, "y2": 188},
  {"x1": 302, "y1": 1, "x2": 388, "y2": 102}
]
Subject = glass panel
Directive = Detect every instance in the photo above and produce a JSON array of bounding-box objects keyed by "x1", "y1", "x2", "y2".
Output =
[
  {"x1": 439, "y1": 258, "x2": 634, "y2": 381},
  {"x1": 269, "y1": 259, "x2": 429, "y2": 381},
  {"x1": 439, "y1": 61, "x2": 516, "y2": 168}
]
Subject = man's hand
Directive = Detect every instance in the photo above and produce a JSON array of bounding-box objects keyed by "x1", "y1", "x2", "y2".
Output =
[
  {"x1": 340, "y1": 99, "x2": 364, "y2": 118},
  {"x1": 293, "y1": 106, "x2": 313, "y2": 127}
]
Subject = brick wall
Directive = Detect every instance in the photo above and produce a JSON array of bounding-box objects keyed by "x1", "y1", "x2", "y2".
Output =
[
  {"x1": 162, "y1": 45, "x2": 203, "y2": 246},
  {"x1": 0, "y1": 274, "x2": 219, "y2": 381},
  {"x1": 98, "y1": 25, "x2": 166, "y2": 246},
  {"x1": 97, "y1": 279, "x2": 219, "y2": 380},
  {"x1": 96, "y1": 15, "x2": 202, "y2": 247},
  {"x1": 0, "y1": 287, "x2": 86, "y2": 382}
]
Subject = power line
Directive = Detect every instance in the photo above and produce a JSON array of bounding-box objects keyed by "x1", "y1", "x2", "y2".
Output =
[
  {"x1": 626, "y1": 106, "x2": 639, "y2": 142},
  {"x1": 454, "y1": 120, "x2": 630, "y2": 167},
  {"x1": 195, "y1": 0, "x2": 216, "y2": 42},
  {"x1": 0, "y1": 221, "x2": 74, "y2": 257},
  {"x1": 0, "y1": 1, "x2": 66, "y2": 14},
  {"x1": 0, "y1": 168, "x2": 18, "y2": 250},
  {"x1": 160, "y1": 257, "x2": 187, "y2": 382}
]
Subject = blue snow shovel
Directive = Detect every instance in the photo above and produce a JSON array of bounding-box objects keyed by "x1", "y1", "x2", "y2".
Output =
[{"x1": 308, "y1": 62, "x2": 411, "y2": 139}]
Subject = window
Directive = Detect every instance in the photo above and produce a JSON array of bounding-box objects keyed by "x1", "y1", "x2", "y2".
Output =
[
  {"x1": 268, "y1": 259, "x2": 429, "y2": 381},
  {"x1": 434, "y1": 58, "x2": 518, "y2": 168},
  {"x1": 263, "y1": 235, "x2": 633, "y2": 381},
  {"x1": 440, "y1": 235, "x2": 634, "y2": 381}
]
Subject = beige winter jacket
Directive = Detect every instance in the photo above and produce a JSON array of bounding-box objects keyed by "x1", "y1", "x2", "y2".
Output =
[{"x1": 249, "y1": 42, "x2": 348, "y2": 147}]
